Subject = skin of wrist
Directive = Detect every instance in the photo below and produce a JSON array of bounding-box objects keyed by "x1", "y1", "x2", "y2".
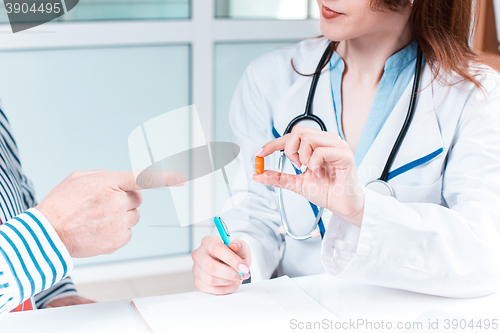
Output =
[
  {"x1": 329, "y1": 191, "x2": 365, "y2": 228},
  {"x1": 342, "y1": 204, "x2": 365, "y2": 228},
  {"x1": 36, "y1": 203, "x2": 73, "y2": 256}
]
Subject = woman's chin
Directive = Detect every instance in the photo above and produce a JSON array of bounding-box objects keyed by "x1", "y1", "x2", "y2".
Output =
[
  {"x1": 320, "y1": 24, "x2": 353, "y2": 42},
  {"x1": 320, "y1": 31, "x2": 350, "y2": 42}
]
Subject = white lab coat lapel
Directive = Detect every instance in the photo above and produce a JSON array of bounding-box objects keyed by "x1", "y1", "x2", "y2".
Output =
[{"x1": 358, "y1": 64, "x2": 444, "y2": 185}]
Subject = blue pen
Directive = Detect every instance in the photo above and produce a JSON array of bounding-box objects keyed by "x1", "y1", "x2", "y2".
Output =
[{"x1": 214, "y1": 216, "x2": 245, "y2": 277}]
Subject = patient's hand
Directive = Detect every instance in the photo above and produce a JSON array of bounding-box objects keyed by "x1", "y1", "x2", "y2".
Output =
[
  {"x1": 37, "y1": 170, "x2": 187, "y2": 258},
  {"x1": 43, "y1": 296, "x2": 96, "y2": 309}
]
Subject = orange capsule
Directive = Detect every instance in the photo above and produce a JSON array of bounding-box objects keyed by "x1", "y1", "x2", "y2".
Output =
[{"x1": 255, "y1": 156, "x2": 265, "y2": 175}]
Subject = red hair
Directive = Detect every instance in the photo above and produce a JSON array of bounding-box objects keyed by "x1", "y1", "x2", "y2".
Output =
[
  {"x1": 405, "y1": 0, "x2": 482, "y2": 90},
  {"x1": 294, "y1": 0, "x2": 484, "y2": 90}
]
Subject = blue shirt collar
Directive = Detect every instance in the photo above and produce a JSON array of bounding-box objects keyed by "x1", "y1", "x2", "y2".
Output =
[
  {"x1": 384, "y1": 39, "x2": 418, "y2": 71},
  {"x1": 328, "y1": 39, "x2": 419, "y2": 167},
  {"x1": 330, "y1": 39, "x2": 418, "y2": 72}
]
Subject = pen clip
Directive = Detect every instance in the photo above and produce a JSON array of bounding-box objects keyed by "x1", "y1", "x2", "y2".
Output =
[{"x1": 218, "y1": 217, "x2": 230, "y2": 237}]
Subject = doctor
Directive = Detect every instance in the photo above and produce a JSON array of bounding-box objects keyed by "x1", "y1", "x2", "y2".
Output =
[{"x1": 191, "y1": 0, "x2": 500, "y2": 298}]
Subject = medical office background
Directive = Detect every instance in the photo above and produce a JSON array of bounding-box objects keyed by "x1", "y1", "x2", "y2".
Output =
[{"x1": 0, "y1": 0, "x2": 499, "y2": 302}]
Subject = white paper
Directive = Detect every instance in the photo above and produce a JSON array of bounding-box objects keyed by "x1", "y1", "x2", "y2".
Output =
[
  {"x1": 148, "y1": 290, "x2": 288, "y2": 332},
  {"x1": 132, "y1": 276, "x2": 336, "y2": 333}
]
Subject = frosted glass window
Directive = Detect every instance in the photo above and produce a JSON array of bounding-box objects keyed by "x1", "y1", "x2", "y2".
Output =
[
  {"x1": 0, "y1": 2, "x2": 8, "y2": 23},
  {"x1": 214, "y1": 42, "x2": 297, "y2": 143},
  {"x1": 62, "y1": 0, "x2": 190, "y2": 21},
  {"x1": 0, "y1": 0, "x2": 190, "y2": 24},
  {"x1": 214, "y1": 42, "x2": 294, "y2": 142},
  {"x1": 216, "y1": 0, "x2": 315, "y2": 19},
  {"x1": 309, "y1": 0, "x2": 320, "y2": 19},
  {"x1": 214, "y1": 42, "x2": 297, "y2": 210},
  {"x1": 0, "y1": 45, "x2": 191, "y2": 266},
  {"x1": 495, "y1": 0, "x2": 500, "y2": 40}
]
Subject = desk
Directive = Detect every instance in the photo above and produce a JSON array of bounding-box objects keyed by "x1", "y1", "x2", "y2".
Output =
[{"x1": 1, "y1": 274, "x2": 499, "y2": 333}]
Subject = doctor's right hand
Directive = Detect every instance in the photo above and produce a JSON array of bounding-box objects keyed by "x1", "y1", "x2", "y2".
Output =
[
  {"x1": 253, "y1": 126, "x2": 365, "y2": 228},
  {"x1": 192, "y1": 236, "x2": 251, "y2": 295}
]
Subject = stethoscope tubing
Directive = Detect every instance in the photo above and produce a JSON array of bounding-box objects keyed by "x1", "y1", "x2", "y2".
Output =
[
  {"x1": 278, "y1": 41, "x2": 423, "y2": 240},
  {"x1": 380, "y1": 47, "x2": 423, "y2": 181},
  {"x1": 277, "y1": 43, "x2": 333, "y2": 240},
  {"x1": 283, "y1": 43, "x2": 333, "y2": 135},
  {"x1": 277, "y1": 151, "x2": 325, "y2": 240}
]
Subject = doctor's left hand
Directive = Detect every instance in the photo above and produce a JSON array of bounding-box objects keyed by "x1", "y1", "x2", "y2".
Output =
[{"x1": 253, "y1": 126, "x2": 365, "y2": 227}]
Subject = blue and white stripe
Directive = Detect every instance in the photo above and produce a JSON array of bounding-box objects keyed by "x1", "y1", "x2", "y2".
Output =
[
  {"x1": 0, "y1": 103, "x2": 74, "y2": 316},
  {"x1": 34, "y1": 276, "x2": 78, "y2": 309}
]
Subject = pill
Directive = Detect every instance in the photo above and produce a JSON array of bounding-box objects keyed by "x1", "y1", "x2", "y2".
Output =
[{"x1": 255, "y1": 156, "x2": 264, "y2": 175}]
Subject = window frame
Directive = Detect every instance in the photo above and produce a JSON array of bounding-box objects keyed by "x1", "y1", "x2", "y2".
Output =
[{"x1": 0, "y1": 0, "x2": 320, "y2": 261}]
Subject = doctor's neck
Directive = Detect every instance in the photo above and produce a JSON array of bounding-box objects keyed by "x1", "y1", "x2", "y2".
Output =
[{"x1": 335, "y1": 21, "x2": 413, "y2": 85}]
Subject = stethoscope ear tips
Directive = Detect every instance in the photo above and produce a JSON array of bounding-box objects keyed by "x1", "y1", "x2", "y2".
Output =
[
  {"x1": 279, "y1": 226, "x2": 286, "y2": 235},
  {"x1": 310, "y1": 230, "x2": 321, "y2": 239}
]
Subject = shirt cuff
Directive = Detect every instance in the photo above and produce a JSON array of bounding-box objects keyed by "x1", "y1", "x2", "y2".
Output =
[
  {"x1": 321, "y1": 188, "x2": 377, "y2": 277},
  {"x1": 0, "y1": 208, "x2": 73, "y2": 309},
  {"x1": 235, "y1": 235, "x2": 274, "y2": 282},
  {"x1": 34, "y1": 276, "x2": 78, "y2": 309}
]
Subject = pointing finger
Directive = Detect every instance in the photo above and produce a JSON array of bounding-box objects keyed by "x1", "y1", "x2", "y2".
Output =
[
  {"x1": 113, "y1": 170, "x2": 188, "y2": 192},
  {"x1": 135, "y1": 170, "x2": 188, "y2": 189}
]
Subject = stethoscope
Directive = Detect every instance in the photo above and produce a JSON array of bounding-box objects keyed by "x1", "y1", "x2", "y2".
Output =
[{"x1": 277, "y1": 41, "x2": 424, "y2": 241}]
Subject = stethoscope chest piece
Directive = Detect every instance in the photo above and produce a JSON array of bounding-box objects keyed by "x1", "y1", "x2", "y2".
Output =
[{"x1": 365, "y1": 180, "x2": 394, "y2": 197}]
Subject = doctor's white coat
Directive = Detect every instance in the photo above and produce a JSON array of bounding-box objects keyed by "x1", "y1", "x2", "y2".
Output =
[{"x1": 221, "y1": 37, "x2": 500, "y2": 298}]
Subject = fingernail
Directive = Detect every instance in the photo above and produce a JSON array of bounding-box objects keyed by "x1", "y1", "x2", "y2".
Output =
[
  {"x1": 240, "y1": 280, "x2": 243, "y2": 284},
  {"x1": 243, "y1": 272, "x2": 251, "y2": 280},
  {"x1": 292, "y1": 162, "x2": 300, "y2": 169},
  {"x1": 238, "y1": 264, "x2": 250, "y2": 274},
  {"x1": 174, "y1": 175, "x2": 187, "y2": 186},
  {"x1": 254, "y1": 148, "x2": 264, "y2": 157},
  {"x1": 232, "y1": 242, "x2": 242, "y2": 248}
]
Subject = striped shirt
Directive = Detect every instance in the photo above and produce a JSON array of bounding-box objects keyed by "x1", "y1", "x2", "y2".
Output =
[{"x1": 0, "y1": 101, "x2": 75, "y2": 317}]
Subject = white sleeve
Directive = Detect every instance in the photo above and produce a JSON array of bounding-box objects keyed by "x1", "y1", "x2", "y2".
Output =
[
  {"x1": 0, "y1": 208, "x2": 73, "y2": 316},
  {"x1": 321, "y1": 80, "x2": 500, "y2": 298},
  {"x1": 220, "y1": 61, "x2": 284, "y2": 282}
]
